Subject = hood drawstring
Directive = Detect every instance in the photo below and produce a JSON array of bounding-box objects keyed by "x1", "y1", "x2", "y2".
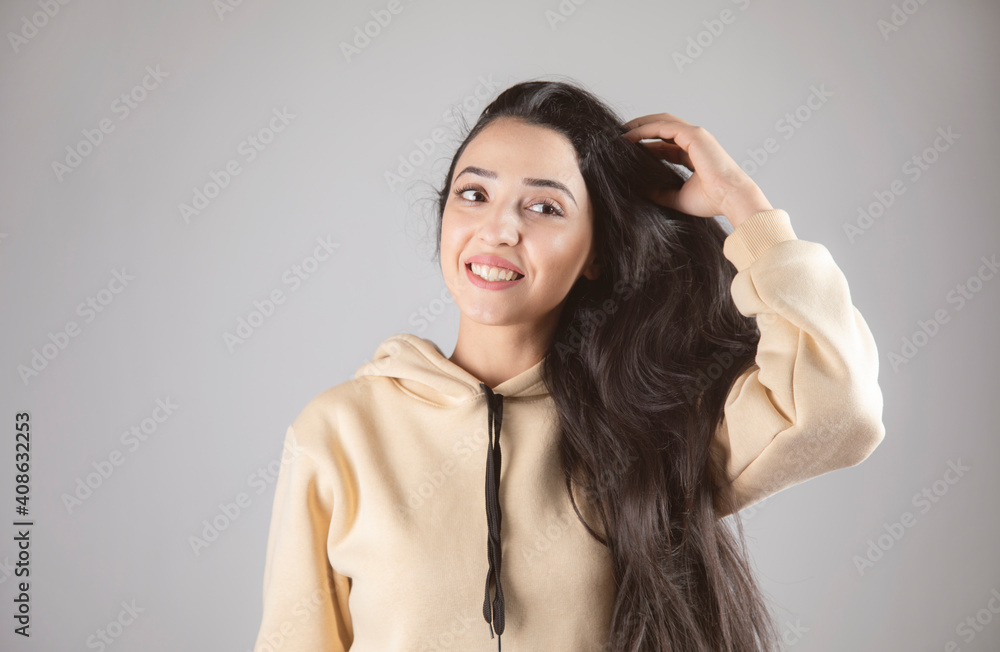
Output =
[{"x1": 481, "y1": 382, "x2": 505, "y2": 651}]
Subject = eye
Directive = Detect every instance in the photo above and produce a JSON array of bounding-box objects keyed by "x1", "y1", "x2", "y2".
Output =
[
  {"x1": 528, "y1": 199, "x2": 565, "y2": 217},
  {"x1": 454, "y1": 185, "x2": 485, "y2": 202},
  {"x1": 452, "y1": 184, "x2": 565, "y2": 218}
]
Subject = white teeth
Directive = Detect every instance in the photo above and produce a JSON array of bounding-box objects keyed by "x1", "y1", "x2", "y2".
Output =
[{"x1": 470, "y1": 263, "x2": 522, "y2": 282}]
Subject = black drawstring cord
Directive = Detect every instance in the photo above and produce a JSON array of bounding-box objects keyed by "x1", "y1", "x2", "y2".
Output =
[{"x1": 481, "y1": 382, "x2": 505, "y2": 652}]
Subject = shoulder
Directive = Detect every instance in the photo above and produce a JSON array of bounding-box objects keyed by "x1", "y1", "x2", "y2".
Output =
[{"x1": 286, "y1": 377, "x2": 375, "y2": 456}]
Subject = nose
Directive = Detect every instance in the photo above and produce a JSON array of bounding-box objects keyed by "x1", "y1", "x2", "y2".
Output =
[{"x1": 476, "y1": 199, "x2": 521, "y2": 247}]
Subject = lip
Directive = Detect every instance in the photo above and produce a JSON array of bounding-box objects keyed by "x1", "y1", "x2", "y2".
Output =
[
  {"x1": 464, "y1": 254, "x2": 525, "y2": 277},
  {"x1": 465, "y1": 263, "x2": 524, "y2": 290}
]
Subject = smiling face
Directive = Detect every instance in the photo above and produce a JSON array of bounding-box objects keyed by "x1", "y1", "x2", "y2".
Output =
[{"x1": 440, "y1": 117, "x2": 599, "y2": 338}]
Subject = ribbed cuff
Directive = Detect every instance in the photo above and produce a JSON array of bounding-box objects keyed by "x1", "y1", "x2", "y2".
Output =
[{"x1": 722, "y1": 209, "x2": 797, "y2": 272}]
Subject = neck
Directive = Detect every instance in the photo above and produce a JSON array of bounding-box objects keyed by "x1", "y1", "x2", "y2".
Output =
[{"x1": 448, "y1": 315, "x2": 558, "y2": 389}]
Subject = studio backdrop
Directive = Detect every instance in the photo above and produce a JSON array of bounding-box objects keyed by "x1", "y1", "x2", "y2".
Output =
[{"x1": 1, "y1": 0, "x2": 998, "y2": 650}]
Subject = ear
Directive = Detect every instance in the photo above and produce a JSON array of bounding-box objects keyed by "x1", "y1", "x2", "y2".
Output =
[
  {"x1": 581, "y1": 254, "x2": 601, "y2": 281},
  {"x1": 581, "y1": 225, "x2": 600, "y2": 280}
]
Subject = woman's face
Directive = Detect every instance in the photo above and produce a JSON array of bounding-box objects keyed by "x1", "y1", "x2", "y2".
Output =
[{"x1": 440, "y1": 117, "x2": 599, "y2": 334}]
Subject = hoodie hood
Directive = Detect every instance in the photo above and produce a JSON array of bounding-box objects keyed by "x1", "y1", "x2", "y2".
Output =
[
  {"x1": 353, "y1": 331, "x2": 551, "y2": 649},
  {"x1": 353, "y1": 332, "x2": 550, "y2": 405}
]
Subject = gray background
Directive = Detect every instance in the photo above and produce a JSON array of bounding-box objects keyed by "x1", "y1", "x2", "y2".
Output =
[{"x1": 1, "y1": 0, "x2": 998, "y2": 650}]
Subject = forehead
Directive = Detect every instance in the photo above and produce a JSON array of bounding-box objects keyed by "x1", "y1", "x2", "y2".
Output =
[{"x1": 457, "y1": 118, "x2": 585, "y2": 186}]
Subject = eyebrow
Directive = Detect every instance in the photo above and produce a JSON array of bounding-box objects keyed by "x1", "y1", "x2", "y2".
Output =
[{"x1": 454, "y1": 165, "x2": 578, "y2": 207}]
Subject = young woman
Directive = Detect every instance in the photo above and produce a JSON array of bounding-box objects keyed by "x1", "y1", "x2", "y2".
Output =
[{"x1": 253, "y1": 79, "x2": 885, "y2": 652}]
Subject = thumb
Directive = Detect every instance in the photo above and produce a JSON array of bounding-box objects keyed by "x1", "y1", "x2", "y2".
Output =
[{"x1": 647, "y1": 185, "x2": 680, "y2": 211}]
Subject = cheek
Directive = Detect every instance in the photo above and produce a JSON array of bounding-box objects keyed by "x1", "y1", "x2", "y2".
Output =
[
  {"x1": 440, "y1": 213, "x2": 454, "y2": 249},
  {"x1": 439, "y1": 214, "x2": 464, "y2": 270},
  {"x1": 539, "y1": 229, "x2": 592, "y2": 276}
]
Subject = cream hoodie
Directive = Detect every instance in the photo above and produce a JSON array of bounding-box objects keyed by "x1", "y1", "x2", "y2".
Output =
[{"x1": 252, "y1": 209, "x2": 886, "y2": 652}]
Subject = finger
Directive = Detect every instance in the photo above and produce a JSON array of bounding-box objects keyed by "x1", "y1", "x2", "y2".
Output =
[
  {"x1": 635, "y1": 141, "x2": 694, "y2": 170},
  {"x1": 622, "y1": 112, "x2": 692, "y2": 132},
  {"x1": 622, "y1": 116, "x2": 693, "y2": 138},
  {"x1": 623, "y1": 120, "x2": 699, "y2": 147},
  {"x1": 646, "y1": 185, "x2": 680, "y2": 210}
]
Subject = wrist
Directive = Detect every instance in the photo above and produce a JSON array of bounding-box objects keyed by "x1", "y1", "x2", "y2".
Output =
[{"x1": 720, "y1": 184, "x2": 772, "y2": 230}]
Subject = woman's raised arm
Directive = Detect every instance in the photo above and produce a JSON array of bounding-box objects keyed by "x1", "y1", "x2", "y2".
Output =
[
  {"x1": 709, "y1": 207, "x2": 886, "y2": 516},
  {"x1": 622, "y1": 114, "x2": 885, "y2": 517}
]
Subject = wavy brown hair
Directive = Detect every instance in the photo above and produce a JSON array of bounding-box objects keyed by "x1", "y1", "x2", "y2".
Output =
[{"x1": 433, "y1": 78, "x2": 781, "y2": 651}]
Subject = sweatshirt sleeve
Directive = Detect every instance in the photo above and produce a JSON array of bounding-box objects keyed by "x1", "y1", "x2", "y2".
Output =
[
  {"x1": 709, "y1": 209, "x2": 886, "y2": 518},
  {"x1": 253, "y1": 418, "x2": 353, "y2": 651}
]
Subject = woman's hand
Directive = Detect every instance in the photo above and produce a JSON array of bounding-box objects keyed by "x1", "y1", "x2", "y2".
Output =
[{"x1": 622, "y1": 113, "x2": 773, "y2": 229}]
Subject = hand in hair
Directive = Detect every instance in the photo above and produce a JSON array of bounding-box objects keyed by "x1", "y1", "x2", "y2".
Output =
[{"x1": 622, "y1": 113, "x2": 773, "y2": 229}]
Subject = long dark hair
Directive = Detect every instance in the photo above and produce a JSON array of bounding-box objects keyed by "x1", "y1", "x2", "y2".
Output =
[{"x1": 433, "y1": 78, "x2": 781, "y2": 651}]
